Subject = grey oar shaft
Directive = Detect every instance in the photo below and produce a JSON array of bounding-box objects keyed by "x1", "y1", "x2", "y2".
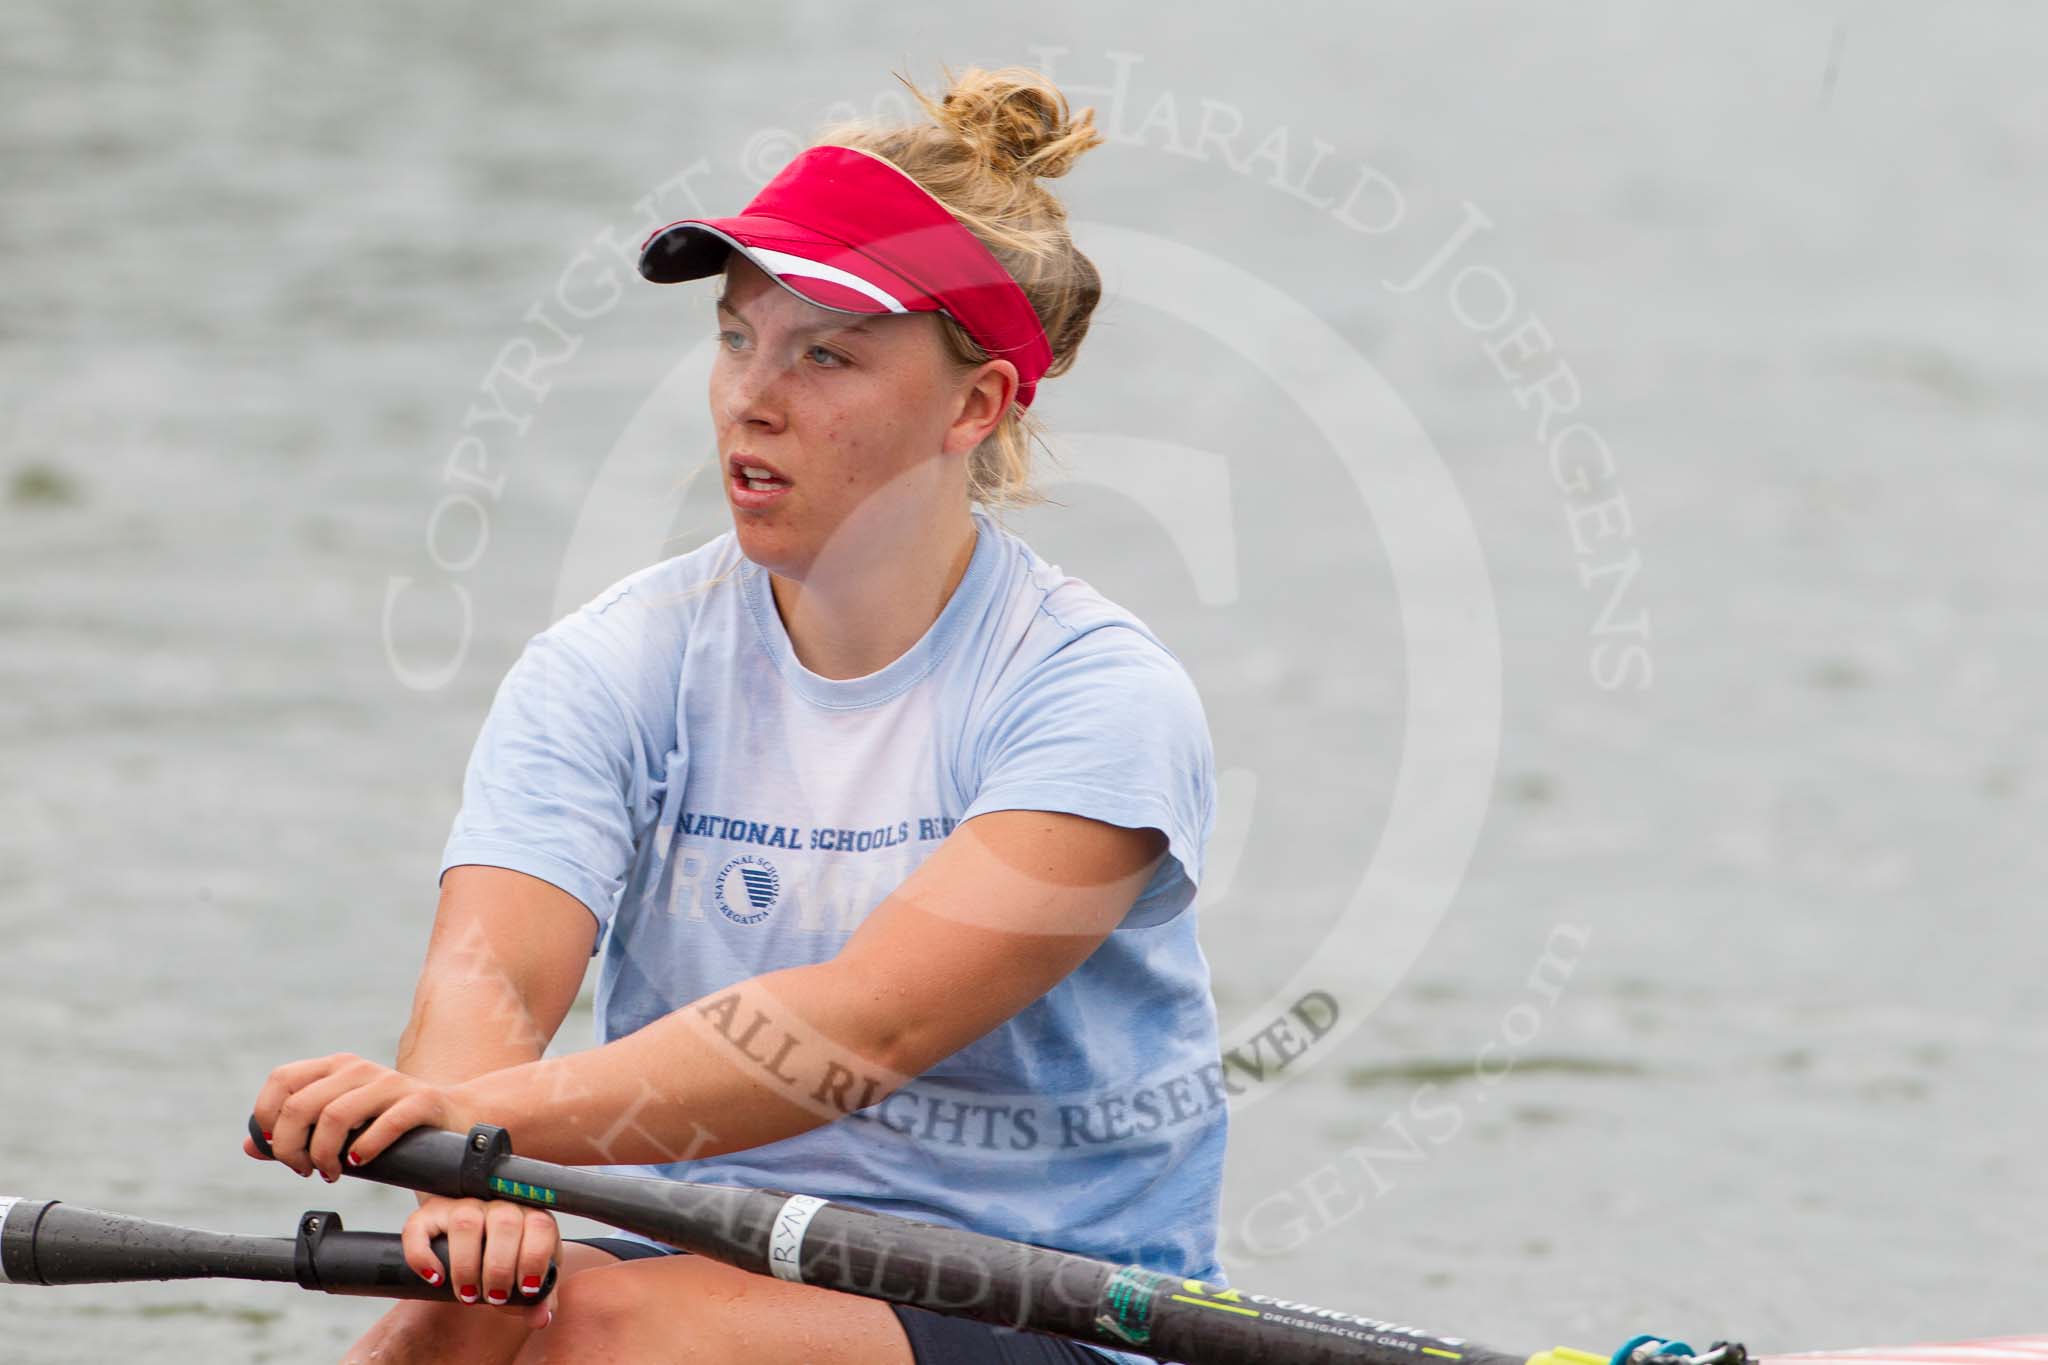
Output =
[
  {"x1": 509, "y1": 1165, "x2": 1533, "y2": 1365},
  {"x1": 270, "y1": 1122, "x2": 1533, "y2": 1365},
  {"x1": 353, "y1": 1137, "x2": 1530, "y2": 1365},
  {"x1": 495, "y1": 1158, "x2": 1117, "y2": 1337}
]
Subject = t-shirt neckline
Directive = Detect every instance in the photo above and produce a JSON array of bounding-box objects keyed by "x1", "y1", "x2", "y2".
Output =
[{"x1": 741, "y1": 510, "x2": 1001, "y2": 709}]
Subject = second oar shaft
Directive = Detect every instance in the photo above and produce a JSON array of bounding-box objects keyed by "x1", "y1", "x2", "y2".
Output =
[{"x1": 329, "y1": 1124, "x2": 1527, "y2": 1365}]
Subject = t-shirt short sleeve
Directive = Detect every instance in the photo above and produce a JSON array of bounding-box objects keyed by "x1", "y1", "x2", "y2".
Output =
[
  {"x1": 960, "y1": 625, "x2": 1215, "y2": 929},
  {"x1": 439, "y1": 588, "x2": 676, "y2": 937}
]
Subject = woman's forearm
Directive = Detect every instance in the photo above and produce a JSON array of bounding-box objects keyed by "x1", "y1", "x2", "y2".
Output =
[
  {"x1": 449, "y1": 962, "x2": 908, "y2": 1166},
  {"x1": 395, "y1": 982, "x2": 552, "y2": 1084}
]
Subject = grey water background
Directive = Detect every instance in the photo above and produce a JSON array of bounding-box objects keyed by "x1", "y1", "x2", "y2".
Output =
[{"x1": 4, "y1": 2, "x2": 2044, "y2": 1360}]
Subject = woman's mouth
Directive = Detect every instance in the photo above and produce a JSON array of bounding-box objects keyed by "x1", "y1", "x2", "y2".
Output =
[{"x1": 729, "y1": 457, "x2": 791, "y2": 509}]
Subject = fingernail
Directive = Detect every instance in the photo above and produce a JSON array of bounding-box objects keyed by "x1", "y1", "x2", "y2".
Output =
[
  {"x1": 541, "y1": 1308, "x2": 553, "y2": 1329},
  {"x1": 458, "y1": 1285, "x2": 478, "y2": 1304},
  {"x1": 261, "y1": 1130, "x2": 273, "y2": 1142},
  {"x1": 346, "y1": 1151, "x2": 361, "y2": 1166},
  {"x1": 486, "y1": 1289, "x2": 509, "y2": 1305},
  {"x1": 520, "y1": 1275, "x2": 542, "y2": 1295},
  {"x1": 418, "y1": 1265, "x2": 443, "y2": 1285},
  {"x1": 322, "y1": 1170, "x2": 338, "y2": 1184}
]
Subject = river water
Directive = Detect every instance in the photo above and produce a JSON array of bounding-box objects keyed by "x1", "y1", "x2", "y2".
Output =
[{"x1": 3, "y1": 3, "x2": 2044, "y2": 1360}]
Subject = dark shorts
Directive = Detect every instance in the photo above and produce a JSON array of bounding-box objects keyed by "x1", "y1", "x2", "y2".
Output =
[{"x1": 569, "y1": 1236, "x2": 1122, "y2": 1364}]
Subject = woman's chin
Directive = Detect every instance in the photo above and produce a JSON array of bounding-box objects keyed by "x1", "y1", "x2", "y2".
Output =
[{"x1": 730, "y1": 519, "x2": 812, "y2": 579}]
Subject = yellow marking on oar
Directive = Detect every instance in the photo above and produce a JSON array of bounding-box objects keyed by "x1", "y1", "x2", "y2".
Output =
[
  {"x1": 1168, "y1": 1293, "x2": 1263, "y2": 1318},
  {"x1": 489, "y1": 1177, "x2": 558, "y2": 1205},
  {"x1": 1423, "y1": 1348, "x2": 1464, "y2": 1358},
  {"x1": 1527, "y1": 1348, "x2": 1608, "y2": 1365}
]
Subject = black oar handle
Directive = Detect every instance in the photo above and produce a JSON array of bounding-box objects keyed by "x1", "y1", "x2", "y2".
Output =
[
  {"x1": 250, "y1": 1113, "x2": 373, "y2": 1168},
  {"x1": 247, "y1": 1114, "x2": 559, "y2": 1301},
  {"x1": 298, "y1": 1210, "x2": 557, "y2": 1303},
  {"x1": 247, "y1": 1114, "x2": 505, "y2": 1199},
  {"x1": 1, "y1": 1200, "x2": 553, "y2": 1303}
]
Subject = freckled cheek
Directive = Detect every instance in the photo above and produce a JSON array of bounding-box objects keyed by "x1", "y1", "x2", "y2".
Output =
[
  {"x1": 831, "y1": 432, "x2": 871, "y2": 489},
  {"x1": 815, "y1": 412, "x2": 885, "y2": 484},
  {"x1": 807, "y1": 390, "x2": 925, "y2": 490}
]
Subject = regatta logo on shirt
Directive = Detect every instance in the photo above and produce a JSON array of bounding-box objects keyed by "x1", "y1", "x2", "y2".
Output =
[{"x1": 715, "y1": 855, "x2": 781, "y2": 926}]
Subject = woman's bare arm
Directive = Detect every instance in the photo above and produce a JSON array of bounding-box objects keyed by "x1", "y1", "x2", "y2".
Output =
[
  {"x1": 445, "y1": 810, "x2": 1164, "y2": 1165},
  {"x1": 396, "y1": 864, "x2": 597, "y2": 1086}
]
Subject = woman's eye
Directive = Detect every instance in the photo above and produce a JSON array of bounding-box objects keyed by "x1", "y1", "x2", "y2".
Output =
[{"x1": 713, "y1": 332, "x2": 840, "y2": 368}]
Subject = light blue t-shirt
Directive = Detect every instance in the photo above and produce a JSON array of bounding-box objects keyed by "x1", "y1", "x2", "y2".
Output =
[{"x1": 442, "y1": 510, "x2": 1228, "y2": 1301}]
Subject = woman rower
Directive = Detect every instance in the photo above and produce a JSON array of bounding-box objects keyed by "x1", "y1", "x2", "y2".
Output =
[{"x1": 250, "y1": 65, "x2": 1225, "y2": 1365}]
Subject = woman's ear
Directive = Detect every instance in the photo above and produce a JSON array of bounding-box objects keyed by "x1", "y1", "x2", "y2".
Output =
[{"x1": 945, "y1": 359, "x2": 1018, "y2": 456}]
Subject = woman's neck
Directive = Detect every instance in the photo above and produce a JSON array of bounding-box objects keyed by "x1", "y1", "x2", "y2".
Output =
[{"x1": 768, "y1": 513, "x2": 979, "y2": 681}]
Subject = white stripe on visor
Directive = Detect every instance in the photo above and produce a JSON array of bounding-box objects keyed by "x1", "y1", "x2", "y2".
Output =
[{"x1": 747, "y1": 246, "x2": 909, "y2": 313}]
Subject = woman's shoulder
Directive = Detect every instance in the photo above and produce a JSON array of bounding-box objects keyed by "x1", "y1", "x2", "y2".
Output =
[
  {"x1": 557, "y1": 533, "x2": 743, "y2": 624},
  {"x1": 960, "y1": 519, "x2": 1218, "y2": 916},
  {"x1": 531, "y1": 533, "x2": 744, "y2": 703},
  {"x1": 977, "y1": 516, "x2": 1202, "y2": 701}
]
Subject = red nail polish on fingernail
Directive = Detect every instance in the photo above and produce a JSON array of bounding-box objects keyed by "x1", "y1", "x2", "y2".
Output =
[
  {"x1": 261, "y1": 1131, "x2": 272, "y2": 1142},
  {"x1": 422, "y1": 1267, "x2": 443, "y2": 1286},
  {"x1": 521, "y1": 1275, "x2": 542, "y2": 1294},
  {"x1": 346, "y1": 1151, "x2": 361, "y2": 1166},
  {"x1": 487, "y1": 1290, "x2": 509, "y2": 1305},
  {"x1": 458, "y1": 1285, "x2": 478, "y2": 1304}
]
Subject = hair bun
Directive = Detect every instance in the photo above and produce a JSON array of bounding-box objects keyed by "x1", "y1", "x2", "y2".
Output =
[
  {"x1": 913, "y1": 64, "x2": 1103, "y2": 181},
  {"x1": 810, "y1": 63, "x2": 1106, "y2": 510}
]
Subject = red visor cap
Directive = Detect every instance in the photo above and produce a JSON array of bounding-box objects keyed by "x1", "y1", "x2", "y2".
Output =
[{"x1": 638, "y1": 145, "x2": 1052, "y2": 408}]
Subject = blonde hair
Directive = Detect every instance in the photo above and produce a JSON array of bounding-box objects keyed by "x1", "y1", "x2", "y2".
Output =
[{"x1": 812, "y1": 65, "x2": 1107, "y2": 511}]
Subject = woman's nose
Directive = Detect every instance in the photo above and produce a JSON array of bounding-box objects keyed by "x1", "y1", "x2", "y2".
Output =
[{"x1": 720, "y1": 353, "x2": 795, "y2": 427}]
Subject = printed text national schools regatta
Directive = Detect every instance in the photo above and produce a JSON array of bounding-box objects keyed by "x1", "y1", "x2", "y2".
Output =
[{"x1": 678, "y1": 810, "x2": 962, "y2": 854}]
